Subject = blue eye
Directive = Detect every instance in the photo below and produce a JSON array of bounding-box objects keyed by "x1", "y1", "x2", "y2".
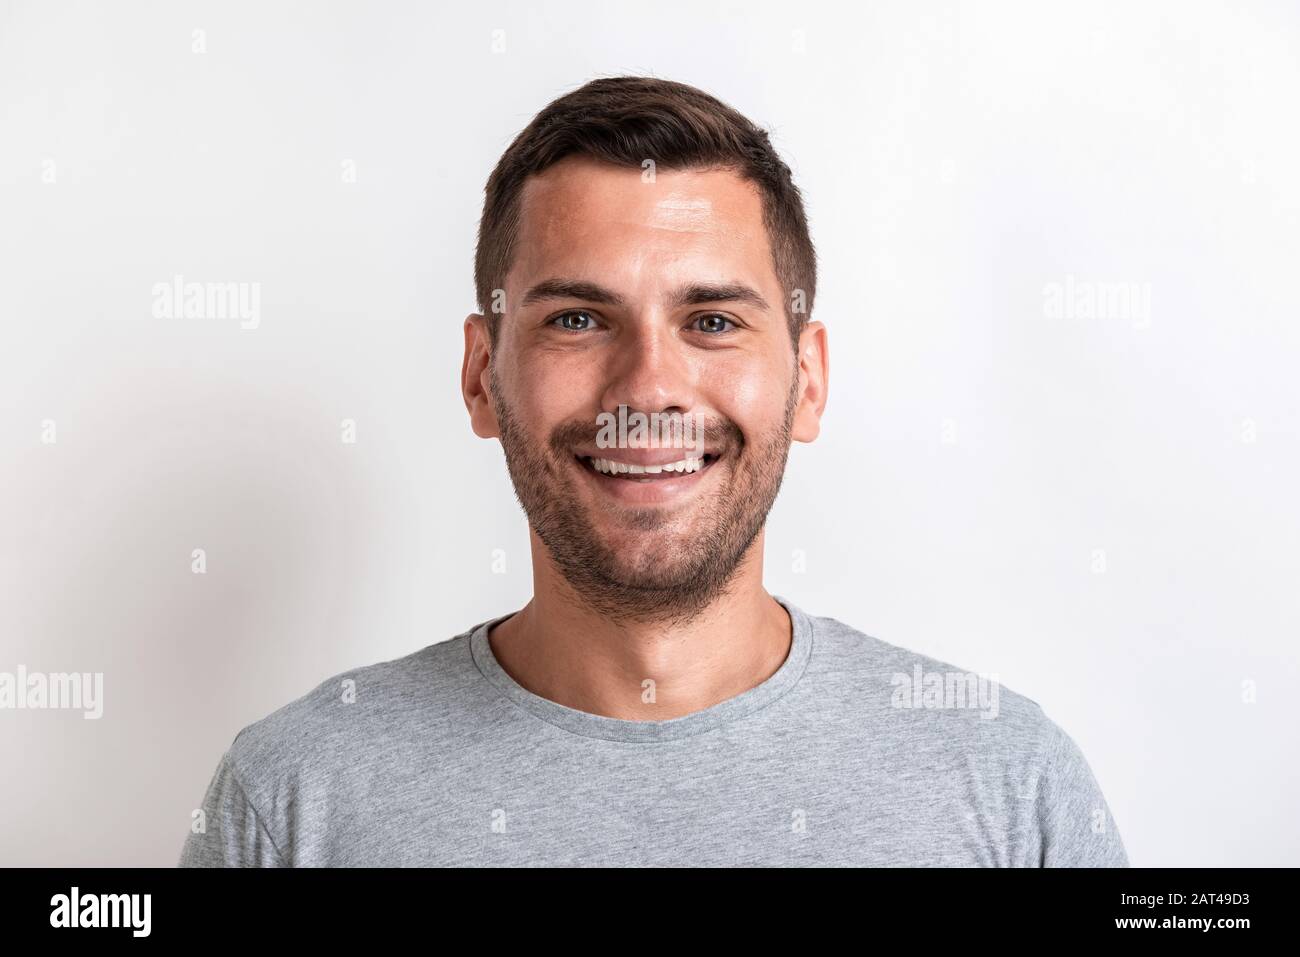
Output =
[
  {"x1": 694, "y1": 314, "x2": 735, "y2": 334},
  {"x1": 549, "y1": 311, "x2": 735, "y2": 333},
  {"x1": 552, "y1": 311, "x2": 597, "y2": 332}
]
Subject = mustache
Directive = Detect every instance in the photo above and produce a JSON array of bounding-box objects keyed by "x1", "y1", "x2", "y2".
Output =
[{"x1": 547, "y1": 412, "x2": 741, "y2": 456}]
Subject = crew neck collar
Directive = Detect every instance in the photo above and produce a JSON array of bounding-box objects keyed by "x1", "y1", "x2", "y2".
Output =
[{"x1": 467, "y1": 594, "x2": 814, "y2": 743}]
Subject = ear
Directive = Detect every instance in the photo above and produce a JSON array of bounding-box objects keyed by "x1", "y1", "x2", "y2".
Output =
[
  {"x1": 790, "y1": 320, "x2": 828, "y2": 444},
  {"x1": 462, "y1": 313, "x2": 500, "y2": 439}
]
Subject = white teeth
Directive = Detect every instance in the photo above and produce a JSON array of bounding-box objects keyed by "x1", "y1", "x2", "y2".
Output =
[{"x1": 585, "y1": 455, "x2": 706, "y2": 476}]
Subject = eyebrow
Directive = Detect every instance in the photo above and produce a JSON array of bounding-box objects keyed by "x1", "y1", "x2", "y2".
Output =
[{"x1": 519, "y1": 278, "x2": 770, "y2": 312}]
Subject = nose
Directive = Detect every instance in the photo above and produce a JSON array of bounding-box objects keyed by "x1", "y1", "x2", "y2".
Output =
[{"x1": 598, "y1": 320, "x2": 698, "y2": 421}]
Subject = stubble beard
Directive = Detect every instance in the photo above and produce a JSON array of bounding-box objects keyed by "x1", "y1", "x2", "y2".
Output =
[{"x1": 489, "y1": 365, "x2": 800, "y2": 627}]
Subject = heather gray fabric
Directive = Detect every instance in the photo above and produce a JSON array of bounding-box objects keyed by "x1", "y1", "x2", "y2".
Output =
[{"x1": 178, "y1": 596, "x2": 1129, "y2": 867}]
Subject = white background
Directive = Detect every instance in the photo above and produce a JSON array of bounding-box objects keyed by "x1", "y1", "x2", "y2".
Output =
[{"x1": 1, "y1": 0, "x2": 1297, "y2": 866}]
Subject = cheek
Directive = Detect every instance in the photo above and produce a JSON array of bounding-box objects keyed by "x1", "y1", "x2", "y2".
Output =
[
  {"x1": 512, "y1": 354, "x2": 601, "y2": 426},
  {"x1": 705, "y1": 356, "x2": 791, "y2": 430}
]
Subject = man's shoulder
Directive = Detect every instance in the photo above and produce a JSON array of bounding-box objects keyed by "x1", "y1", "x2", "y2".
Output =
[
  {"x1": 222, "y1": 622, "x2": 488, "y2": 795},
  {"x1": 799, "y1": 607, "x2": 1062, "y2": 757},
  {"x1": 800, "y1": 607, "x2": 1128, "y2": 865}
]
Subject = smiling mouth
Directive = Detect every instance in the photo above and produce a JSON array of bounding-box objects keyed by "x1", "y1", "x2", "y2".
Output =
[{"x1": 574, "y1": 453, "x2": 720, "y2": 482}]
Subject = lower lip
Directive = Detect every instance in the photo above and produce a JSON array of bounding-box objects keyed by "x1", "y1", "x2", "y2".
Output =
[{"x1": 573, "y1": 454, "x2": 720, "y2": 505}]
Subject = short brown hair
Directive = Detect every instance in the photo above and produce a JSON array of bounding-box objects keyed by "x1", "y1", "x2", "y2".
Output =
[{"x1": 473, "y1": 76, "x2": 817, "y2": 348}]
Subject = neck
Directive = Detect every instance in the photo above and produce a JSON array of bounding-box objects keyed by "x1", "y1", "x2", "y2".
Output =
[{"x1": 487, "y1": 528, "x2": 792, "y2": 721}]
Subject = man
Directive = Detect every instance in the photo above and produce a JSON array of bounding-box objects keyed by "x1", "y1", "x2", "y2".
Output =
[{"x1": 180, "y1": 76, "x2": 1128, "y2": 867}]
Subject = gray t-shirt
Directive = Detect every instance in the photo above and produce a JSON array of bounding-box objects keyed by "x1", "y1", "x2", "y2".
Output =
[{"x1": 178, "y1": 596, "x2": 1129, "y2": 866}]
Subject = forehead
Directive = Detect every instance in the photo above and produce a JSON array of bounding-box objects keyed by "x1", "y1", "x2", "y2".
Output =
[{"x1": 509, "y1": 156, "x2": 775, "y2": 293}]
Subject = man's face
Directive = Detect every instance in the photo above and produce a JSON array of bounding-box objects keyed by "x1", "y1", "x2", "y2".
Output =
[{"x1": 465, "y1": 156, "x2": 823, "y2": 622}]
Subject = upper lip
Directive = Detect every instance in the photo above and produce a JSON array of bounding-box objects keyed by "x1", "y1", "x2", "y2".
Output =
[{"x1": 572, "y1": 447, "x2": 719, "y2": 467}]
